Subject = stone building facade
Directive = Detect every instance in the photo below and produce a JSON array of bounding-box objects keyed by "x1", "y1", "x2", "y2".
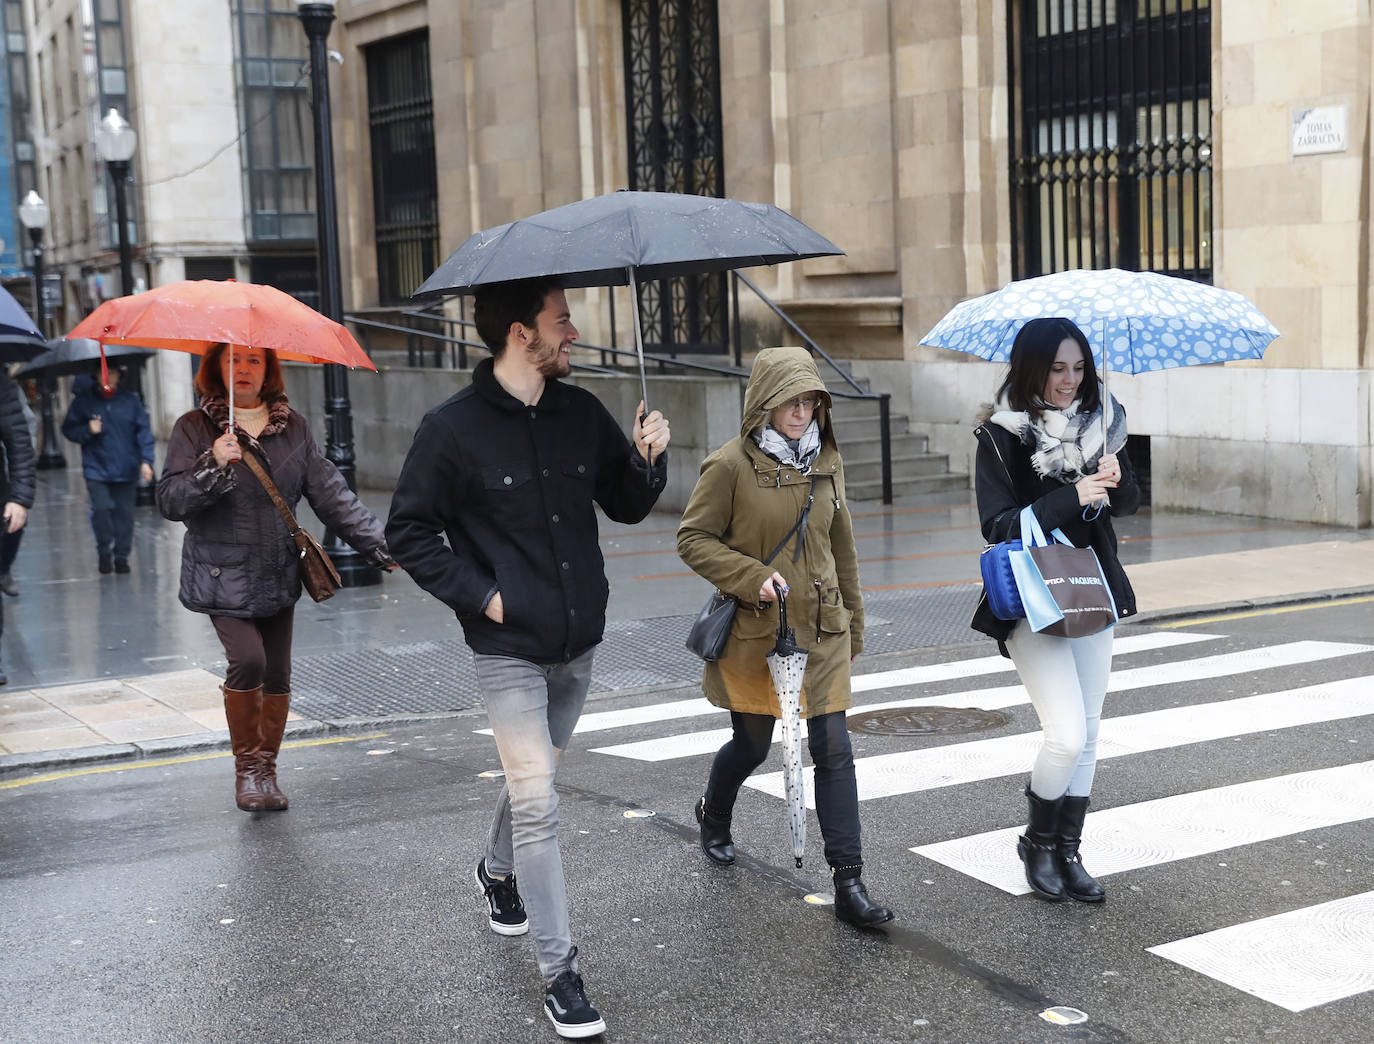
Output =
[{"x1": 314, "y1": 0, "x2": 1374, "y2": 524}]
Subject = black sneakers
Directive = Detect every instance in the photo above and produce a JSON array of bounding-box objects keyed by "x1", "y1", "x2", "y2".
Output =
[
  {"x1": 543, "y1": 951, "x2": 605, "y2": 1039},
  {"x1": 475, "y1": 858, "x2": 528, "y2": 936}
]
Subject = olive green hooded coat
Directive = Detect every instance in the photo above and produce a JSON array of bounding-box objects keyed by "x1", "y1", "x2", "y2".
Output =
[{"x1": 677, "y1": 347, "x2": 864, "y2": 718}]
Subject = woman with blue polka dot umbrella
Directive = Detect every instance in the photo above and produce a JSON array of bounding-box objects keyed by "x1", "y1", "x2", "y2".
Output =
[{"x1": 920, "y1": 270, "x2": 1277, "y2": 904}]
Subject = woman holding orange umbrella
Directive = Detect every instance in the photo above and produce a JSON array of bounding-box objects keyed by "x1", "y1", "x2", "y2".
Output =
[
  {"x1": 68, "y1": 279, "x2": 395, "y2": 813},
  {"x1": 157, "y1": 342, "x2": 394, "y2": 811}
]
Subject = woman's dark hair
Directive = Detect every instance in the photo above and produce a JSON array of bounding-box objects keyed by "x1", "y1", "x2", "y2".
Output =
[
  {"x1": 473, "y1": 277, "x2": 562, "y2": 356},
  {"x1": 996, "y1": 317, "x2": 1100, "y2": 414},
  {"x1": 195, "y1": 342, "x2": 286, "y2": 402}
]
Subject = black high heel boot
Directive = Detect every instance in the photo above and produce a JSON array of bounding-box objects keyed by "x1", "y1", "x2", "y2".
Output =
[
  {"x1": 1056, "y1": 795, "x2": 1105, "y2": 902},
  {"x1": 1017, "y1": 785, "x2": 1066, "y2": 901},
  {"x1": 833, "y1": 868, "x2": 894, "y2": 928},
  {"x1": 694, "y1": 797, "x2": 735, "y2": 865}
]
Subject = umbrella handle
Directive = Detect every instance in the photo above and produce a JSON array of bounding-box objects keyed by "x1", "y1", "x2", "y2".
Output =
[{"x1": 773, "y1": 581, "x2": 788, "y2": 632}]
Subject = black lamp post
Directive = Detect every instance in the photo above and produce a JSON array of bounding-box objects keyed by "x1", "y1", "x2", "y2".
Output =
[
  {"x1": 297, "y1": 2, "x2": 375, "y2": 587},
  {"x1": 95, "y1": 108, "x2": 154, "y2": 505},
  {"x1": 19, "y1": 190, "x2": 64, "y2": 470},
  {"x1": 95, "y1": 109, "x2": 136, "y2": 297}
]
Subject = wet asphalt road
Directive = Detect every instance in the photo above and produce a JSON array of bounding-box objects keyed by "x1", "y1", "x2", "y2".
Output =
[{"x1": 3, "y1": 603, "x2": 1374, "y2": 1043}]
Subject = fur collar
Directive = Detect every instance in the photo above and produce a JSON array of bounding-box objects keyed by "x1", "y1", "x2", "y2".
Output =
[{"x1": 200, "y1": 395, "x2": 292, "y2": 441}]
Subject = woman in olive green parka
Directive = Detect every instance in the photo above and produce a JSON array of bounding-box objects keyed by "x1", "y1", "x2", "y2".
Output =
[{"x1": 678, "y1": 347, "x2": 893, "y2": 928}]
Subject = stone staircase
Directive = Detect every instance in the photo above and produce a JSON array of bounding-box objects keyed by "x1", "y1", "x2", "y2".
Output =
[{"x1": 825, "y1": 373, "x2": 968, "y2": 501}]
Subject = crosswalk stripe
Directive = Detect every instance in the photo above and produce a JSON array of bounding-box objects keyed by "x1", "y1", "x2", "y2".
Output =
[
  {"x1": 910, "y1": 759, "x2": 1374, "y2": 895},
  {"x1": 744, "y1": 674, "x2": 1374, "y2": 805},
  {"x1": 590, "y1": 639, "x2": 1371, "y2": 762},
  {"x1": 1146, "y1": 890, "x2": 1374, "y2": 1012},
  {"x1": 475, "y1": 631, "x2": 1217, "y2": 737}
]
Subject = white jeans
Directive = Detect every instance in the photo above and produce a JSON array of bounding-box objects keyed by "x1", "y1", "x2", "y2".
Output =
[{"x1": 1005, "y1": 622, "x2": 1115, "y2": 799}]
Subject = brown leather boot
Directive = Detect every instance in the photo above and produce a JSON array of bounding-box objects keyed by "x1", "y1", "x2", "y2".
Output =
[
  {"x1": 222, "y1": 684, "x2": 268, "y2": 812},
  {"x1": 255, "y1": 691, "x2": 291, "y2": 811}
]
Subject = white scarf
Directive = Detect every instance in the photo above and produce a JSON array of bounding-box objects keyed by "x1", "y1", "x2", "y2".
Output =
[
  {"x1": 754, "y1": 420, "x2": 821, "y2": 474},
  {"x1": 989, "y1": 392, "x2": 1127, "y2": 482}
]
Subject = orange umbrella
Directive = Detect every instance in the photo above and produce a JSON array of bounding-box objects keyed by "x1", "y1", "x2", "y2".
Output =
[{"x1": 67, "y1": 279, "x2": 375, "y2": 368}]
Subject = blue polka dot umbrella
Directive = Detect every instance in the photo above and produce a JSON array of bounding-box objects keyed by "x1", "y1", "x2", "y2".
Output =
[{"x1": 918, "y1": 268, "x2": 1280, "y2": 373}]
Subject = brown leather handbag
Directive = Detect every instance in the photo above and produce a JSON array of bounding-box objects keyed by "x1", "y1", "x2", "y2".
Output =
[{"x1": 241, "y1": 452, "x2": 342, "y2": 602}]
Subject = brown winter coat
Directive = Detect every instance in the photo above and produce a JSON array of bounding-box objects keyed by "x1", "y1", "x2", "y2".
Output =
[{"x1": 677, "y1": 347, "x2": 864, "y2": 718}]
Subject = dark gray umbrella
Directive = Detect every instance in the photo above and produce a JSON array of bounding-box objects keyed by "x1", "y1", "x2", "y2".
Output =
[
  {"x1": 15, "y1": 338, "x2": 155, "y2": 379},
  {"x1": 412, "y1": 190, "x2": 844, "y2": 409}
]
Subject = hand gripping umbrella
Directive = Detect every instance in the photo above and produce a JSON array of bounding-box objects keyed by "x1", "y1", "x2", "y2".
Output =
[
  {"x1": 412, "y1": 190, "x2": 844, "y2": 416},
  {"x1": 765, "y1": 582, "x2": 809, "y2": 869}
]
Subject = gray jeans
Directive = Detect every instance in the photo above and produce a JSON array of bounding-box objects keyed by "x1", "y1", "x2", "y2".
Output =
[{"x1": 473, "y1": 649, "x2": 593, "y2": 981}]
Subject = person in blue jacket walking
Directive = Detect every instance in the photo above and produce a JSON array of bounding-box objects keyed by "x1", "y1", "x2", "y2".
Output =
[{"x1": 62, "y1": 367, "x2": 155, "y2": 574}]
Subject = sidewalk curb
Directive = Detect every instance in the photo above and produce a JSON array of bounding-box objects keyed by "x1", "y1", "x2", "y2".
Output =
[
  {"x1": 0, "y1": 711, "x2": 480, "y2": 778},
  {"x1": 1131, "y1": 585, "x2": 1374, "y2": 627}
]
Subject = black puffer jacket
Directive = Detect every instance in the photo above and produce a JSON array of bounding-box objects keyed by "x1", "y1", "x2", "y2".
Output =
[
  {"x1": 157, "y1": 397, "x2": 390, "y2": 618},
  {"x1": 0, "y1": 372, "x2": 35, "y2": 509},
  {"x1": 386, "y1": 357, "x2": 666, "y2": 664},
  {"x1": 971, "y1": 418, "x2": 1139, "y2": 650}
]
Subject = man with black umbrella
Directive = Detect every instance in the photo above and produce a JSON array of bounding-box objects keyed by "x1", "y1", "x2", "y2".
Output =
[{"x1": 387, "y1": 277, "x2": 670, "y2": 1040}]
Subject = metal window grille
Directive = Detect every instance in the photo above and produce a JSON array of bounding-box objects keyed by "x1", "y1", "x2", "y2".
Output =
[
  {"x1": 365, "y1": 31, "x2": 439, "y2": 306},
  {"x1": 622, "y1": 0, "x2": 726, "y2": 353},
  {"x1": 1007, "y1": 0, "x2": 1212, "y2": 281},
  {"x1": 232, "y1": 0, "x2": 314, "y2": 243}
]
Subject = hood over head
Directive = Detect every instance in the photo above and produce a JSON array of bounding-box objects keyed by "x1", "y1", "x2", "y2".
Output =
[{"x1": 740, "y1": 346, "x2": 833, "y2": 441}]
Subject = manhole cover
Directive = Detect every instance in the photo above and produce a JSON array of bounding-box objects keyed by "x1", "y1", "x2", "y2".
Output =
[{"x1": 847, "y1": 706, "x2": 1010, "y2": 736}]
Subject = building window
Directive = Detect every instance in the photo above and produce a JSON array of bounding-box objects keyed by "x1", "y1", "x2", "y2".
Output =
[
  {"x1": 232, "y1": 0, "x2": 314, "y2": 242},
  {"x1": 622, "y1": 0, "x2": 726, "y2": 353},
  {"x1": 365, "y1": 31, "x2": 438, "y2": 306},
  {"x1": 1, "y1": 0, "x2": 36, "y2": 276},
  {"x1": 1007, "y1": 0, "x2": 1212, "y2": 281}
]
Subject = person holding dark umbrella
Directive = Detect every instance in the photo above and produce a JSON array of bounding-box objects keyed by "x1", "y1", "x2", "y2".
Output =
[{"x1": 386, "y1": 276, "x2": 670, "y2": 1040}]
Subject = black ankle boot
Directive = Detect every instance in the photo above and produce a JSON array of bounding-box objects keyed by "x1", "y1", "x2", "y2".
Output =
[
  {"x1": 1017, "y1": 785, "x2": 1066, "y2": 901},
  {"x1": 1056, "y1": 795, "x2": 1105, "y2": 903},
  {"x1": 694, "y1": 797, "x2": 735, "y2": 865},
  {"x1": 833, "y1": 869, "x2": 893, "y2": 928}
]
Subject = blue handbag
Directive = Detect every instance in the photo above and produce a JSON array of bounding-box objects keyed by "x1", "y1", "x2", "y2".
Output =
[{"x1": 980, "y1": 527, "x2": 1025, "y2": 621}]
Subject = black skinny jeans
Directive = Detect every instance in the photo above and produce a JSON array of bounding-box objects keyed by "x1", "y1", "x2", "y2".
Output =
[
  {"x1": 704, "y1": 709, "x2": 862, "y2": 872},
  {"x1": 210, "y1": 607, "x2": 295, "y2": 694}
]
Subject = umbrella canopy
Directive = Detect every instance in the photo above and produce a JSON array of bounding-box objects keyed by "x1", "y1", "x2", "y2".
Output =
[
  {"x1": 66, "y1": 279, "x2": 376, "y2": 369},
  {"x1": 413, "y1": 190, "x2": 843, "y2": 297},
  {"x1": 765, "y1": 585, "x2": 809, "y2": 869},
  {"x1": 15, "y1": 338, "x2": 155, "y2": 380},
  {"x1": 918, "y1": 268, "x2": 1279, "y2": 373},
  {"x1": 412, "y1": 189, "x2": 842, "y2": 417},
  {"x1": 0, "y1": 284, "x2": 49, "y2": 363}
]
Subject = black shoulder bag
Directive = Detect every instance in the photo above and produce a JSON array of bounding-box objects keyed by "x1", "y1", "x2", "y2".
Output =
[{"x1": 685, "y1": 477, "x2": 819, "y2": 662}]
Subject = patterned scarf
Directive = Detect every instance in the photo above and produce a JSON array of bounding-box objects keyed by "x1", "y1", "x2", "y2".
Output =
[
  {"x1": 989, "y1": 391, "x2": 1127, "y2": 483},
  {"x1": 753, "y1": 419, "x2": 822, "y2": 475}
]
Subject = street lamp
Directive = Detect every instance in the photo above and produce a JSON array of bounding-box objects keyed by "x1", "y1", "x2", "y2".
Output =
[
  {"x1": 94, "y1": 108, "x2": 136, "y2": 297},
  {"x1": 297, "y1": 2, "x2": 375, "y2": 588},
  {"x1": 95, "y1": 108, "x2": 154, "y2": 504},
  {"x1": 18, "y1": 190, "x2": 64, "y2": 470}
]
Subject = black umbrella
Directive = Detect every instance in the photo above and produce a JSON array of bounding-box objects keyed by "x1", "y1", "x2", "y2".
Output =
[
  {"x1": 412, "y1": 190, "x2": 844, "y2": 410},
  {"x1": 15, "y1": 338, "x2": 155, "y2": 380},
  {"x1": 0, "y1": 284, "x2": 48, "y2": 362}
]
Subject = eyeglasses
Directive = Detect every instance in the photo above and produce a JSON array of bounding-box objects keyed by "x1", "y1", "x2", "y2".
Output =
[{"x1": 780, "y1": 396, "x2": 819, "y2": 413}]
